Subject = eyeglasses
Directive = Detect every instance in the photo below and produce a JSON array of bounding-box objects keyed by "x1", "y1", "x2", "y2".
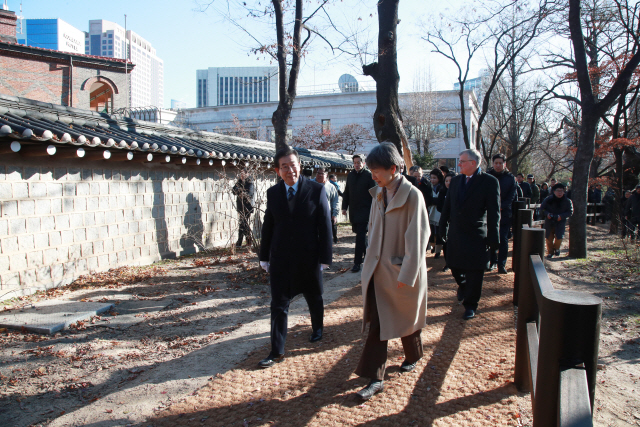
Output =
[{"x1": 458, "y1": 159, "x2": 474, "y2": 164}]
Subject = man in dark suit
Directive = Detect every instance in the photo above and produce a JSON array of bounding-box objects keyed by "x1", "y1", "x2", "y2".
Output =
[
  {"x1": 258, "y1": 146, "x2": 333, "y2": 368},
  {"x1": 341, "y1": 154, "x2": 376, "y2": 273},
  {"x1": 439, "y1": 148, "x2": 500, "y2": 320}
]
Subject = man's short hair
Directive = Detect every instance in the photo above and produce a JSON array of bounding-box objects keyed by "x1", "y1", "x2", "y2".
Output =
[
  {"x1": 408, "y1": 165, "x2": 422, "y2": 174},
  {"x1": 274, "y1": 146, "x2": 299, "y2": 169},
  {"x1": 492, "y1": 153, "x2": 506, "y2": 163},
  {"x1": 352, "y1": 154, "x2": 363, "y2": 162},
  {"x1": 366, "y1": 142, "x2": 404, "y2": 171},
  {"x1": 517, "y1": 173, "x2": 524, "y2": 178},
  {"x1": 459, "y1": 148, "x2": 482, "y2": 166},
  {"x1": 527, "y1": 174, "x2": 534, "y2": 179},
  {"x1": 328, "y1": 173, "x2": 337, "y2": 180},
  {"x1": 550, "y1": 177, "x2": 557, "y2": 181},
  {"x1": 315, "y1": 167, "x2": 326, "y2": 174}
]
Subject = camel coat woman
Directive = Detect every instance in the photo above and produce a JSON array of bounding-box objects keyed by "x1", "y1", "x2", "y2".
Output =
[{"x1": 355, "y1": 175, "x2": 430, "y2": 381}]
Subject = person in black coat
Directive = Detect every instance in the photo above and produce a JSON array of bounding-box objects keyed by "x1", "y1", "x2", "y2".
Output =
[
  {"x1": 487, "y1": 153, "x2": 518, "y2": 274},
  {"x1": 625, "y1": 185, "x2": 640, "y2": 240},
  {"x1": 409, "y1": 165, "x2": 433, "y2": 206},
  {"x1": 437, "y1": 171, "x2": 456, "y2": 272},
  {"x1": 539, "y1": 182, "x2": 549, "y2": 201},
  {"x1": 620, "y1": 190, "x2": 633, "y2": 237},
  {"x1": 258, "y1": 146, "x2": 333, "y2": 368},
  {"x1": 232, "y1": 171, "x2": 255, "y2": 247},
  {"x1": 540, "y1": 183, "x2": 574, "y2": 259},
  {"x1": 342, "y1": 154, "x2": 376, "y2": 272},
  {"x1": 516, "y1": 173, "x2": 532, "y2": 199},
  {"x1": 439, "y1": 148, "x2": 500, "y2": 320}
]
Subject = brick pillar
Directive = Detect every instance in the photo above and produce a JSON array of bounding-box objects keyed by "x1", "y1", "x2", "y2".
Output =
[{"x1": 0, "y1": 9, "x2": 17, "y2": 43}]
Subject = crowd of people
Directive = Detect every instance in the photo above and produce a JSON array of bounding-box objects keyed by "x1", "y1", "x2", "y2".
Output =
[{"x1": 229, "y1": 143, "x2": 637, "y2": 401}]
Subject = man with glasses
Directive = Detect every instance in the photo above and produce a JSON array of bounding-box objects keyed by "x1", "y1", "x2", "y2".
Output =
[{"x1": 439, "y1": 149, "x2": 500, "y2": 320}]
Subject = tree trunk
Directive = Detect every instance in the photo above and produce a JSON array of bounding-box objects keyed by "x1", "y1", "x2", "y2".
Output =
[
  {"x1": 363, "y1": 0, "x2": 412, "y2": 167},
  {"x1": 457, "y1": 89, "x2": 471, "y2": 149},
  {"x1": 610, "y1": 147, "x2": 624, "y2": 234},
  {"x1": 568, "y1": 112, "x2": 598, "y2": 258}
]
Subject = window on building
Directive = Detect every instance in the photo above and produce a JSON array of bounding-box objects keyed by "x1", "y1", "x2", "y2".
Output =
[
  {"x1": 219, "y1": 77, "x2": 224, "y2": 105},
  {"x1": 224, "y1": 77, "x2": 229, "y2": 105},
  {"x1": 431, "y1": 123, "x2": 457, "y2": 138},
  {"x1": 259, "y1": 80, "x2": 263, "y2": 103},
  {"x1": 108, "y1": 33, "x2": 113, "y2": 38},
  {"x1": 438, "y1": 158, "x2": 457, "y2": 172},
  {"x1": 321, "y1": 119, "x2": 331, "y2": 133}
]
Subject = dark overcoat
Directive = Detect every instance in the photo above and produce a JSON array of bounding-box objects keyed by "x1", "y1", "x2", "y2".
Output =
[
  {"x1": 439, "y1": 170, "x2": 501, "y2": 271},
  {"x1": 259, "y1": 176, "x2": 333, "y2": 299},
  {"x1": 341, "y1": 169, "x2": 376, "y2": 224},
  {"x1": 540, "y1": 195, "x2": 573, "y2": 239}
]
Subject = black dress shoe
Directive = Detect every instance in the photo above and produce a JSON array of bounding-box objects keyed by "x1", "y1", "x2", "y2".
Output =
[
  {"x1": 309, "y1": 329, "x2": 323, "y2": 342},
  {"x1": 456, "y1": 286, "x2": 464, "y2": 302},
  {"x1": 400, "y1": 359, "x2": 418, "y2": 372},
  {"x1": 498, "y1": 265, "x2": 508, "y2": 274},
  {"x1": 554, "y1": 249, "x2": 560, "y2": 256},
  {"x1": 351, "y1": 263, "x2": 361, "y2": 273},
  {"x1": 463, "y1": 309, "x2": 475, "y2": 320},
  {"x1": 258, "y1": 353, "x2": 284, "y2": 368},
  {"x1": 356, "y1": 380, "x2": 384, "y2": 400}
]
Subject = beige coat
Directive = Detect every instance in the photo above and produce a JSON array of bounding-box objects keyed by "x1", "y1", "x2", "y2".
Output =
[{"x1": 360, "y1": 175, "x2": 430, "y2": 341}]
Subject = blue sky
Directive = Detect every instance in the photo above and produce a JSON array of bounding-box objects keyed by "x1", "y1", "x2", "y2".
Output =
[{"x1": 9, "y1": 0, "x2": 483, "y2": 109}]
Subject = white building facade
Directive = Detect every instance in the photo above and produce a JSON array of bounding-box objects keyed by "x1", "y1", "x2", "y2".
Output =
[
  {"x1": 85, "y1": 20, "x2": 164, "y2": 109},
  {"x1": 17, "y1": 18, "x2": 85, "y2": 54},
  {"x1": 183, "y1": 89, "x2": 479, "y2": 171},
  {"x1": 196, "y1": 66, "x2": 278, "y2": 108}
]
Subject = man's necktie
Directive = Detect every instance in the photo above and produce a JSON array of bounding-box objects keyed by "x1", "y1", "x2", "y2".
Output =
[
  {"x1": 288, "y1": 187, "x2": 295, "y2": 200},
  {"x1": 466, "y1": 176, "x2": 471, "y2": 184}
]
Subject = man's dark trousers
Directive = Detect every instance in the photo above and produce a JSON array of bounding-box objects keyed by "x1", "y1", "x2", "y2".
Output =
[
  {"x1": 352, "y1": 222, "x2": 368, "y2": 264},
  {"x1": 450, "y1": 268, "x2": 485, "y2": 310},
  {"x1": 271, "y1": 292, "x2": 323, "y2": 355},
  {"x1": 490, "y1": 216, "x2": 511, "y2": 268}
]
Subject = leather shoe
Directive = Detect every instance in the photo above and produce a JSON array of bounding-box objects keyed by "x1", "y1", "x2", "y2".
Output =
[
  {"x1": 351, "y1": 263, "x2": 361, "y2": 273},
  {"x1": 463, "y1": 309, "x2": 475, "y2": 320},
  {"x1": 554, "y1": 249, "x2": 560, "y2": 256},
  {"x1": 400, "y1": 359, "x2": 418, "y2": 372},
  {"x1": 456, "y1": 286, "x2": 464, "y2": 302},
  {"x1": 309, "y1": 329, "x2": 323, "y2": 342},
  {"x1": 258, "y1": 353, "x2": 283, "y2": 368},
  {"x1": 486, "y1": 263, "x2": 497, "y2": 272},
  {"x1": 498, "y1": 265, "x2": 508, "y2": 274},
  {"x1": 356, "y1": 380, "x2": 384, "y2": 400},
  {"x1": 546, "y1": 253, "x2": 554, "y2": 260}
]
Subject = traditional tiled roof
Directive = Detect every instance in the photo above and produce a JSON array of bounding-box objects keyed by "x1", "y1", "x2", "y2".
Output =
[{"x1": 0, "y1": 94, "x2": 354, "y2": 170}]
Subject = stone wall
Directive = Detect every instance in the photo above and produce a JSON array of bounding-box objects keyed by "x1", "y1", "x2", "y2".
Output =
[{"x1": 0, "y1": 155, "x2": 281, "y2": 301}]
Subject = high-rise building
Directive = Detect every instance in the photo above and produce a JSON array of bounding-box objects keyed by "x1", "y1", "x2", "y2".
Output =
[
  {"x1": 16, "y1": 18, "x2": 85, "y2": 54},
  {"x1": 86, "y1": 20, "x2": 163, "y2": 109},
  {"x1": 195, "y1": 67, "x2": 278, "y2": 108}
]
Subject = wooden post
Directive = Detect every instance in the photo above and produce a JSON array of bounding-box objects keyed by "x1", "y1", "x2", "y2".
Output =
[{"x1": 513, "y1": 206, "x2": 532, "y2": 305}]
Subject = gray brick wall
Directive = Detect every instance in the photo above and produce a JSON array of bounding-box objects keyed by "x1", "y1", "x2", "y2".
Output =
[{"x1": 0, "y1": 157, "x2": 285, "y2": 301}]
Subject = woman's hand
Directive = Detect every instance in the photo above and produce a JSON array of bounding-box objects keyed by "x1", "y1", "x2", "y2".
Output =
[{"x1": 397, "y1": 282, "x2": 407, "y2": 288}]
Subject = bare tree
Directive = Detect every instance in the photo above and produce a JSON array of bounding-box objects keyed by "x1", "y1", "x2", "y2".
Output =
[{"x1": 292, "y1": 121, "x2": 372, "y2": 153}]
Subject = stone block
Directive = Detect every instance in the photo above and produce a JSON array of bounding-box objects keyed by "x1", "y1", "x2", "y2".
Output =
[
  {"x1": 54, "y1": 168, "x2": 67, "y2": 181},
  {"x1": 113, "y1": 237, "x2": 123, "y2": 251},
  {"x1": 105, "y1": 211, "x2": 116, "y2": 225},
  {"x1": 57, "y1": 247, "x2": 69, "y2": 263},
  {"x1": 14, "y1": 182, "x2": 28, "y2": 199},
  {"x1": 141, "y1": 245, "x2": 150, "y2": 257},
  {"x1": 92, "y1": 169, "x2": 103, "y2": 181},
  {"x1": 108, "y1": 224, "x2": 118, "y2": 238},
  {"x1": 90, "y1": 182, "x2": 100, "y2": 195},
  {"x1": 41, "y1": 216, "x2": 55, "y2": 232},
  {"x1": 103, "y1": 169, "x2": 112, "y2": 180},
  {"x1": 10, "y1": 218, "x2": 26, "y2": 235},
  {"x1": 0, "y1": 182, "x2": 10, "y2": 199},
  {"x1": 123, "y1": 235, "x2": 134, "y2": 248},
  {"x1": 51, "y1": 198, "x2": 62, "y2": 214},
  {"x1": 117, "y1": 195, "x2": 127, "y2": 209},
  {"x1": 99, "y1": 182, "x2": 109, "y2": 195},
  {"x1": 75, "y1": 197, "x2": 87, "y2": 211},
  {"x1": 86, "y1": 227, "x2": 99, "y2": 241},
  {"x1": 61, "y1": 230, "x2": 73, "y2": 245},
  {"x1": 49, "y1": 231, "x2": 62, "y2": 247},
  {"x1": 76, "y1": 182, "x2": 90, "y2": 196},
  {"x1": 99, "y1": 226, "x2": 108, "y2": 239},
  {"x1": 130, "y1": 222, "x2": 139, "y2": 233},
  {"x1": 51, "y1": 263, "x2": 64, "y2": 282},
  {"x1": 87, "y1": 196, "x2": 99, "y2": 211},
  {"x1": 74, "y1": 228, "x2": 86, "y2": 242},
  {"x1": 76, "y1": 258, "x2": 87, "y2": 274},
  {"x1": 19, "y1": 200, "x2": 35, "y2": 216},
  {"x1": 19, "y1": 269, "x2": 36, "y2": 286},
  {"x1": 63, "y1": 261, "x2": 76, "y2": 278},
  {"x1": 108, "y1": 253, "x2": 117, "y2": 265},
  {"x1": 99, "y1": 196, "x2": 109, "y2": 210},
  {"x1": 36, "y1": 266, "x2": 51, "y2": 282},
  {"x1": 119, "y1": 223, "x2": 129, "y2": 235},
  {"x1": 81, "y1": 242, "x2": 93, "y2": 257},
  {"x1": 124, "y1": 209, "x2": 134, "y2": 222},
  {"x1": 135, "y1": 234, "x2": 144, "y2": 246},
  {"x1": 24, "y1": 166, "x2": 40, "y2": 181},
  {"x1": 68, "y1": 244, "x2": 80, "y2": 260},
  {"x1": 69, "y1": 213, "x2": 83, "y2": 228},
  {"x1": 55, "y1": 214, "x2": 70, "y2": 230},
  {"x1": 43, "y1": 248, "x2": 57, "y2": 265},
  {"x1": 2, "y1": 200, "x2": 17, "y2": 217},
  {"x1": 47, "y1": 183, "x2": 63, "y2": 197},
  {"x1": 63, "y1": 198, "x2": 74, "y2": 213},
  {"x1": 93, "y1": 240, "x2": 104, "y2": 254},
  {"x1": 87, "y1": 256, "x2": 98, "y2": 271},
  {"x1": 95, "y1": 211, "x2": 105, "y2": 226},
  {"x1": 0, "y1": 254, "x2": 9, "y2": 272},
  {"x1": 27, "y1": 217, "x2": 41, "y2": 234},
  {"x1": 0, "y1": 219, "x2": 6, "y2": 236},
  {"x1": 35, "y1": 199, "x2": 51, "y2": 216},
  {"x1": 63, "y1": 183, "x2": 76, "y2": 196},
  {"x1": 117, "y1": 251, "x2": 127, "y2": 264},
  {"x1": 1, "y1": 236, "x2": 18, "y2": 253},
  {"x1": 82, "y1": 169, "x2": 92, "y2": 181},
  {"x1": 109, "y1": 196, "x2": 117, "y2": 209},
  {"x1": 84, "y1": 212, "x2": 96, "y2": 227},
  {"x1": 98, "y1": 254, "x2": 109, "y2": 268},
  {"x1": 6, "y1": 166, "x2": 21, "y2": 181},
  {"x1": 104, "y1": 238, "x2": 113, "y2": 253},
  {"x1": 10, "y1": 252, "x2": 28, "y2": 270},
  {"x1": 29, "y1": 182, "x2": 47, "y2": 198},
  {"x1": 0, "y1": 271, "x2": 20, "y2": 290}
]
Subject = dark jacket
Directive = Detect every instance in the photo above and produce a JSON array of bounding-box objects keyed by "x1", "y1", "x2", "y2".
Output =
[
  {"x1": 487, "y1": 168, "x2": 518, "y2": 218},
  {"x1": 439, "y1": 169, "x2": 501, "y2": 270},
  {"x1": 625, "y1": 192, "x2": 640, "y2": 221},
  {"x1": 436, "y1": 186, "x2": 448, "y2": 213},
  {"x1": 232, "y1": 178, "x2": 255, "y2": 214},
  {"x1": 518, "y1": 181, "x2": 532, "y2": 199},
  {"x1": 540, "y1": 194, "x2": 573, "y2": 239},
  {"x1": 415, "y1": 177, "x2": 433, "y2": 207},
  {"x1": 341, "y1": 168, "x2": 376, "y2": 224},
  {"x1": 530, "y1": 182, "x2": 540, "y2": 204},
  {"x1": 259, "y1": 176, "x2": 333, "y2": 299},
  {"x1": 540, "y1": 188, "x2": 549, "y2": 201}
]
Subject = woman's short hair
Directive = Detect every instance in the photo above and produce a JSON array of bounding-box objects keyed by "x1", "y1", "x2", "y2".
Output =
[
  {"x1": 430, "y1": 167, "x2": 444, "y2": 183},
  {"x1": 366, "y1": 142, "x2": 405, "y2": 171},
  {"x1": 459, "y1": 148, "x2": 482, "y2": 166}
]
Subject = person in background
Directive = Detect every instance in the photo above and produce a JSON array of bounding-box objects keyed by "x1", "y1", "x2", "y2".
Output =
[
  {"x1": 315, "y1": 168, "x2": 339, "y2": 245},
  {"x1": 540, "y1": 183, "x2": 573, "y2": 259},
  {"x1": 527, "y1": 174, "x2": 540, "y2": 205},
  {"x1": 549, "y1": 178, "x2": 557, "y2": 188},
  {"x1": 354, "y1": 143, "x2": 429, "y2": 401},
  {"x1": 539, "y1": 182, "x2": 549, "y2": 201},
  {"x1": 328, "y1": 174, "x2": 344, "y2": 197},
  {"x1": 342, "y1": 154, "x2": 376, "y2": 273},
  {"x1": 516, "y1": 173, "x2": 532, "y2": 199},
  {"x1": 439, "y1": 148, "x2": 500, "y2": 320},
  {"x1": 625, "y1": 184, "x2": 640, "y2": 240},
  {"x1": 409, "y1": 165, "x2": 433, "y2": 209},
  {"x1": 232, "y1": 170, "x2": 255, "y2": 247},
  {"x1": 437, "y1": 171, "x2": 456, "y2": 272},
  {"x1": 621, "y1": 190, "x2": 633, "y2": 238},
  {"x1": 258, "y1": 146, "x2": 333, "y2": 368},
  {"x1": 487, "y1": 153, "x2": 518, "y2": 274},
  {"x1": 428, "y1": 168, "x2": 445, "y2": 258}
]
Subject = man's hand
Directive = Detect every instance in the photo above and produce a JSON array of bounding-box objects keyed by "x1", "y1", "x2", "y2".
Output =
[
  {"x1": 331, "y1": 216, "x2": 337, "y2": 224},
  {"x1": 260, "y1": 261, "x2": 269, "y2": 272},
  {"x1": 397, "y1": 282, "x2": 407, "y2": 288}
]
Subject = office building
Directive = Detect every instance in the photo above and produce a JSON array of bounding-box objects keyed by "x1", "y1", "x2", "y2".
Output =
[
  {"x1": 196, "y1": 66, "x2": 278, "y2": 108},
  {"x1": 16, "y1": 18, "x2": 85, "y2": 54},
  {"x1": 86, "y1": 20, "x2": 163, "y2": 109}
]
